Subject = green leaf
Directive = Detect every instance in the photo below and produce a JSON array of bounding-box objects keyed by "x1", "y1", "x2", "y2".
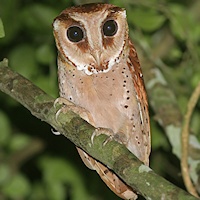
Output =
[
  {"x1": 0, "y1": 111, "x2": 11, "y2": 146},
  {"x1": 169, "y1": 3, "x2": 200, "y2": 42},
  {"x1": 29, "y1": 182, "x2": 46, "y2": 200},
  {"x1": 0, "y1": 18, "x2": 5, "y2": 38},
  {"x1": 8, "y1": 133, "x2": 31, "y2": 152},
  {"x1": 8, "y1": 44, "x2": 38, "y2": 79},
  {"x1": 169, "y1": 4, "x2": 188, "y2": 40},
  {"x1": 0, "y1": 164, "x2": 10, "y2": 185},
  {"x1": 2, "y1": 174, "x2": 31, "y2": 199},
  {"x1": 38, "y1": 156, "x2": 92, "y2": 200},
  {"x1": 0, "y1": 0, "x2": 20, "y2": 43},
  {"x1": 34, "y1": 75, "x2": 58, "y2": 97},
  {"x1": 36, "y1": 44, "x2": 55, "y2": 65},
  {"x1": 45, "y1": 182, "x2": 66, "y2": 200},
  {"x1": 20, "y1": 4, "x2": 58, "y2": 33},
  {"x1": 128, "y1": 8, "x2": 166, "y2": 32},
  {"x1": 151, "y1": 120, "x2": 169, "y2": 150}
]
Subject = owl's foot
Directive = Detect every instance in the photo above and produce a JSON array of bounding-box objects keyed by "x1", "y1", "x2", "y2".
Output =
[
  {"x1": 92, "y1": 128, "x2": 125, "y2": 147},
  {"x1": 91, "y1": 128, "x2": 111, "y2": 144},
  {"x1": 54, "y1": 97, "x2": 95, "y2": 126},
  {"x1": 91, "y1": 128, "x2": 119, "y2": 146},
  {"x1": 51, "y1": 128, "x2": 61, "y2": 135},
  {"x1": 54, "y1": 97, "x2": 74, "y2": 108},
  {"x1": 104, "y1": 133, "x2": 125, "y2": 146}
]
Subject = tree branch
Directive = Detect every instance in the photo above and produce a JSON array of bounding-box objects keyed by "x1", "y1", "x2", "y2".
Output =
[{"x1": 0, "y1": 59, "x2": 198, "y2": 200}]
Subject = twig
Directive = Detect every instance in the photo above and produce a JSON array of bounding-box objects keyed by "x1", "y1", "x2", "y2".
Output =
[{"x1": 181, "y1": 82, "x2": 200, "y2": 198}]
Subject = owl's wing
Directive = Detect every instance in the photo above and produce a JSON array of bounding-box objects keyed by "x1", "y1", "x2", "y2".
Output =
[
  {"x1": 77, "y1": 147, "x2": 138, "y2": 200},
  {"x1": 127, "y1": 39, "x2": 151, "y2": 165}
]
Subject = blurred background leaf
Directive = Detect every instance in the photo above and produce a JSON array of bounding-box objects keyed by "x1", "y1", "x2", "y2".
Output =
[
  {"x1": 0, "y1": 18, "x2": 5, "y2": 38},
  {"x1": 0, "y1": 0, "x2": 200, "y2": 199}
]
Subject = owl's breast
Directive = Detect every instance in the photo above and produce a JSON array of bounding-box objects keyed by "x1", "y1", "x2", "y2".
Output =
[
  {"x1": 58, "y1": 59, "x2": 149, "y2": 163},
  {"x1": 59, "y1": 60, "x2": 135, "y2": 130}
]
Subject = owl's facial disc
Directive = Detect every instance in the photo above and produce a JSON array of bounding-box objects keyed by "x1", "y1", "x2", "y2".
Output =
[
  {"x1": 53, "y1": 4, "x2": 128, "y2": 76},
  {"x1": 64, "y1": 18, "x2": 123, "y2": 75}
]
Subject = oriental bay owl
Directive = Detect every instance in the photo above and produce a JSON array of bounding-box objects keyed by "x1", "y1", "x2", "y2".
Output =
[{"x1": 53, "y1": 3, "x2": 151, "y2": 200}]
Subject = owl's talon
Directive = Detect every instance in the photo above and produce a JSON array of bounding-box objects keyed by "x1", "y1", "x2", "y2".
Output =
[
  {"x1": 55, "y1": 108, "x2": 62, "y2": 122},
  {"x1": 54, "y1": 98, "x2": 95, "y2": 128},
  {"x1": 54, "y1": 97, "x2": 68, "y2": 122},
  {"x1": 91, "y1": 128, "x2": 101, "y2": 144},
  {"x1": 102, "y1": 135, "x2": 114, "y2": 146},
  {"x1": 54, "y1": 97, "x2": 76, "y2": 122},
  {"x1": 54, "y1": 97, "x2": 74, "y2": 108},
  {"x1": 51, "y1": 128, "x2": 61, "y2": 135},
  {"x1": 91, "y1": 128, "x2": 114, "y2": 145}
]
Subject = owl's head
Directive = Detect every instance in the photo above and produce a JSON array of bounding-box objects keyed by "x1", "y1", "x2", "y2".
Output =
[{"x1": 53, "y1": 3, "x2": 129, "y2": 75}]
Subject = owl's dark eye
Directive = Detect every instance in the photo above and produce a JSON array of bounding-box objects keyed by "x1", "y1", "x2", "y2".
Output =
[
  {"x1": 103, "y1": 20, "x2": 118, "y2": 37},
  {"x1": 67, "y1": 26, "x2": 84, "y2": 42}
]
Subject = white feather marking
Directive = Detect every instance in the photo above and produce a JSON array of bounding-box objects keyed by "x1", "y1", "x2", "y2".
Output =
[{"x1": 136, "y1": 95, "x2": 144, "y2": 125}]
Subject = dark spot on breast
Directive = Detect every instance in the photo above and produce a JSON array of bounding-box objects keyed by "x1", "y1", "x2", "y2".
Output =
[
  {"x1": 123, "y1": 84, "x2": 126, "y2": 87},
  {"x1": 124, "y1": 105, "x2": 128, "y2": 109},
  {"x1": 104, "y1": 169, "x2": 109, "y2": 174},
  {"x1": 127, "y1": 97, "x2": 130, "y2": 100},
  {"x1": 127, "y1": 90, "x2": 130, "y2": 93}
]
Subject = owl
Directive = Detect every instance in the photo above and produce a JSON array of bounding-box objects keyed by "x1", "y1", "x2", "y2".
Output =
[{"x1": 53, "y1": 3, "x2": 151, "y2": 200}]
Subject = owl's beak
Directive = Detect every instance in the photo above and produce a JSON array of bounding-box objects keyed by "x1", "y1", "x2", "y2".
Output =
[{"x1": 91, "y1": 50, "x2": 101, "y2": 67}]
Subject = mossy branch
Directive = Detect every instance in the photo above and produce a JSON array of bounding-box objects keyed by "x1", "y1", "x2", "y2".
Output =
[{"x1": 0, "y1": 59, "x2": 198, "y2": 200}]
